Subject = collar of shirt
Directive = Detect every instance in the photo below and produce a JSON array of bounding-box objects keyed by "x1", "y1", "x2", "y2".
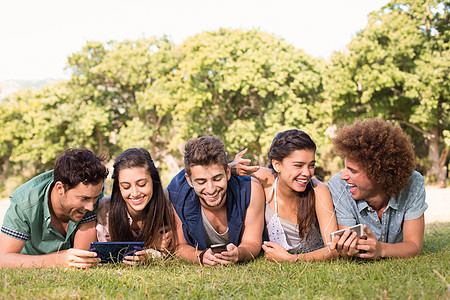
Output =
[{"x1": 356, "y1": 195, "x2": 399, "y2": 213}]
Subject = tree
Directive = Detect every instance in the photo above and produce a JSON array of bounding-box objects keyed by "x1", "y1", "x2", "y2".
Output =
[
  {"x1": 324, "y1": 0, "x2": 449, "y2": 182},
  {"x1": 164, "y1": 29, "x2": 330, "y2": 175},
  {"x1": 0, "y1": 81, "x2": 112, "y2": 196},
  {"x1": 66, "y1": 37, "x2": 180, "y2": 171}
]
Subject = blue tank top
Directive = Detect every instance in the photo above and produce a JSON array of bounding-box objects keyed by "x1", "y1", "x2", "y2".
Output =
[{"x1": 167, "y1": 169, "x2": 252, "y2": 250}]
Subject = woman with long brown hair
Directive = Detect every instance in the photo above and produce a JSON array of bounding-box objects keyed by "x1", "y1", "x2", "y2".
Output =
[
  {"x1": 96, "y1": 148, "x2": 177, "y2": 264},
  {"x1": 233, "y1": 130, "x2": 338, "y2": 261}
]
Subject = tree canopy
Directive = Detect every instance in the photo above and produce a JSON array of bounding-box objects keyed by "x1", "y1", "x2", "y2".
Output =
[
  {"x1": 0, "y1": 0, "x2": 448, "y2": 195},
  {"x1": 324, "y1": 0, "x2": 449, "y2": 183}
]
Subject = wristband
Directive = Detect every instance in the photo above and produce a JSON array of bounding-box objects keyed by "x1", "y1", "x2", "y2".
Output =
[
  {"x1": 290, "y1": 254, "x2": 299, "y2": 262},
  {"x1": 198, "y1": 249, "x2": 208, "y2": 265}
]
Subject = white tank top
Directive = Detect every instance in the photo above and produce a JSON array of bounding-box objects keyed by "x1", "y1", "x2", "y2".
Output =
[{"x1": 265, "y1": 178, "x2": 324, "y2": 253}]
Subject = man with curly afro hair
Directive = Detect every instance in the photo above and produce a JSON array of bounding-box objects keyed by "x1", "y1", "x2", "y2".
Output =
[{"x1": 328, "y1": 118, "x2": 427, "y2": 259}]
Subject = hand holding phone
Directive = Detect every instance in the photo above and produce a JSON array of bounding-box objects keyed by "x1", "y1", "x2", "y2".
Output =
[
  {"x1": 210, "y1": 243, "x2": 227, "y2": 254},
  {"x1": 330, "y1": 224, "x2": 364, "y2": 241}
]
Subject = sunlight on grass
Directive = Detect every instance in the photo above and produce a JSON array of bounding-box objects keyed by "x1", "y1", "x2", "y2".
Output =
[{"x1": 0, "y1": 223, "x2": 448, "y2": 299}]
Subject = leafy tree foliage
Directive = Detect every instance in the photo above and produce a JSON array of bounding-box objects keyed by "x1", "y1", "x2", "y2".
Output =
[
  {"x1": 66, "y1": 38, "x2": 178, "y2": 159},
  {"x1": 164, "y1": 29, "x2": 328, "y2": 170},
  {"x1": 66, "y1": 30, "x2": 329, "y2": 177},
  {"x1": 0, "y1": 82, "x2": 110, "y2": 195},
  {"x1": 1, "y1": 1, "x2": 448, "y2": 195},
  {"x1": 324, "y1": 0, "x2": 449, "y2": 182}
]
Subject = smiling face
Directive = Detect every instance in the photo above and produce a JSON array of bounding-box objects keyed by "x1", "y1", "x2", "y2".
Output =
[
  {"x1": 273, "y1": 149, "x2": 315, "y2": 193},
  {"x1": 340, "y1": 158, "x2": 381, "y2": 201},
  {"x1": 55, "y1": 181, "x2": 103, "y2": 223},
  {"x1": 118, "y1": 167, "x2": 153, "y2": 218},
  {"x1": 186, "y1": 164, "x2": 231, "y2": 210}
]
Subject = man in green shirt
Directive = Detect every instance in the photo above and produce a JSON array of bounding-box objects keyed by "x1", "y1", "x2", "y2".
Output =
[{"x1": 0, "y1": 148, "x2": 108, "y2": 268}]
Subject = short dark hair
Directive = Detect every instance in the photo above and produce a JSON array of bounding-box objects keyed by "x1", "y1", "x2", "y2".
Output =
[
  {"x1": 332, "y1": 118, "x2": 416, "y2": 197},
  {"x1": 53, "y1": 148, "x2": 108, "y2": 190},
  {"x1": 184, "y1": 136, "x2": 228, "y2": 177}
]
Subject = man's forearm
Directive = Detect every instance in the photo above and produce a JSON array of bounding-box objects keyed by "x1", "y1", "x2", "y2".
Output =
[
  {"x1": 73, "y1": 221, "x2": 97, "y2": 250},
  {"x1": 380, "y1": 241, "x2": 422, "y2": 258},
  {"x1": 237, "y1": 242, "x2": 261, "y2": 262},
  {"x1": 176, "y1": 244, "x2": 203, "y2": 264},
  {"x1": 0, "y1": 252, "x2": 62, "y2": 269}
]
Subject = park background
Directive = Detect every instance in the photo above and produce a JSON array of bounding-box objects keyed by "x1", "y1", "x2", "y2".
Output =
[
  {"x1": 0, "y1": 1, "x2": 448, "y2": 299},
  {"x1": 0, "y1": 0, "x2": 448, "y2": 197}
]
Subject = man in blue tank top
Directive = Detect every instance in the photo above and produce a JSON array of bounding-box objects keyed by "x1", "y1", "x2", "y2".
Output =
[{"x1": 168, "y1": 136, "x2": 265, "y2": 265}]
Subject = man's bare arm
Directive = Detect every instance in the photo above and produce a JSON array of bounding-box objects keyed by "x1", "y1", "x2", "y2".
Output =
[
  {"x1": 172, "y1": 206, "x2": 209, "y2": 264},
  {"x1": 73, "y1": 220, "x2": 97, "y2": 250},
  {"x1": 229, "y1": 148, "x2": 275, "y2": 190},
  {"x1": 235, "y1": 178, "x2": 265, "y2": 261},
  {"x1": 356, "y1": 215, "x2": 424, "y2": 259},
  {"x1": 0, "y1": 233, "x2": 99, "y2": 269}
]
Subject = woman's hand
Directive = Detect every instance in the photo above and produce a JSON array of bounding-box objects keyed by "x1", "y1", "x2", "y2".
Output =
[
  {"x1": 152, "y1": 226, "x2": 173, "y2": 252},
  {"x1": 262, "y1": 241, "x2": 294, "y2": 262},
  {"x1": 122, "y1": 250, "x2": 148, "y2": 265}
]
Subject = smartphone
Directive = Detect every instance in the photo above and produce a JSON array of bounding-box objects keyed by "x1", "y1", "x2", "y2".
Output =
[
  {"x1": 88, "y1": 242, "x2": 145, "y2": 263},
  {"x1": 330, "y1": 224, "x2": 364, "y2": 241},
  {"x1": 210, "y1": 243, "x2": 227, "y2": 254}
]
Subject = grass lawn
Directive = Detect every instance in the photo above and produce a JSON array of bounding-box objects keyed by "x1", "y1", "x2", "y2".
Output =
[{"x1": 1, "y1": 222, "x2": 448, "y2": 299}]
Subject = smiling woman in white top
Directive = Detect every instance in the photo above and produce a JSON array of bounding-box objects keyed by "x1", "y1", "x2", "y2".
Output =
[{"x1": 232, "y1": 130, "x2": 339, "y2": 262}]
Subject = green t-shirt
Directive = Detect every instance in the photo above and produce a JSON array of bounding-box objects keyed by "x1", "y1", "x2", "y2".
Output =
[{"x1": 1, "y1": 170, "x2": 99, "y2": 255}]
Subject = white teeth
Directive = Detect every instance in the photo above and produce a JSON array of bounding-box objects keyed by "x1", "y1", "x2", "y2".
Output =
[
  {"x1": 130, "y1": 197, "x2": 144, "y2": 203},
  {"x1": 296, "y1": 179, "x2": 308, "y2": 183},
  {"x1": 205, "y1": 191, "x2": 219, "y2": 198}
]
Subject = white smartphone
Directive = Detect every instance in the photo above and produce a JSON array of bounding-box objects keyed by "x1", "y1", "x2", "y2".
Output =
[{"x1": 330, "y1": 224, "x2": 364, "y2": 241}]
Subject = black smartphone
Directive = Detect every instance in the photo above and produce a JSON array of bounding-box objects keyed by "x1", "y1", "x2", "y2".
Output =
[
  {"x1": 88, "y1": 242, "x2": 145, "y2": 263},
  {"x1": 210, "y1": 243, "x2": 227, "y2": 254}
]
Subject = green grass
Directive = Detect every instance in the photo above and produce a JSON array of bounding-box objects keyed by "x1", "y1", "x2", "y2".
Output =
[{"x1": 1, "y1": 223, "x2": 449, "y2": 299}]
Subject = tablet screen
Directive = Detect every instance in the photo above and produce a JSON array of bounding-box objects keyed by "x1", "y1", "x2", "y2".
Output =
[{"x1": 88, "y1": 242, "x2": 145, "y2": 263}]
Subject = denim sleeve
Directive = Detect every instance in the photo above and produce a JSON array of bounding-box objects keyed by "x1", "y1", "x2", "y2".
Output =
[
  {"x1": 328, "y1": 175, "x2": 357, "y2": 227},
  {"x1": 404, "y1": 172, "x2": 428, "y2": 221}
]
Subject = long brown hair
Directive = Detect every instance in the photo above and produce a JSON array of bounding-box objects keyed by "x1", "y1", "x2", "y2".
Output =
[
  {"x1": 108, "y1": 148, "x2": 177, "y2": 252},
  {"x1": 268, "y1": 130, "x2": 317, "y2": 239}
]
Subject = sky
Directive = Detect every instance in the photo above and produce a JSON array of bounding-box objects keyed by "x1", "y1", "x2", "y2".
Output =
[{"x1": 0, "y1": 0, "x2": 390, "y2": 82}]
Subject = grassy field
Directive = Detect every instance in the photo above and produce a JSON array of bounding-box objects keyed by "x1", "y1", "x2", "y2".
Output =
[{"x1": 0, "y1": 222, "x2": 448, "y2": 299}]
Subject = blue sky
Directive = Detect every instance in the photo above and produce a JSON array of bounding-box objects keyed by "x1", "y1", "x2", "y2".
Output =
[{"x1": 0, "y1": 0, "x2": 390, "y2": 81}]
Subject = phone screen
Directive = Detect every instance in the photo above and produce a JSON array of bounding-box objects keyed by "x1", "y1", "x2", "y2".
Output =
[
  {"x1": 210, "y1": 243, "x2": 227, "y2": 254},
  {"x1": 89, "y1": 242, "x2": 145, "y2": 263}
]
